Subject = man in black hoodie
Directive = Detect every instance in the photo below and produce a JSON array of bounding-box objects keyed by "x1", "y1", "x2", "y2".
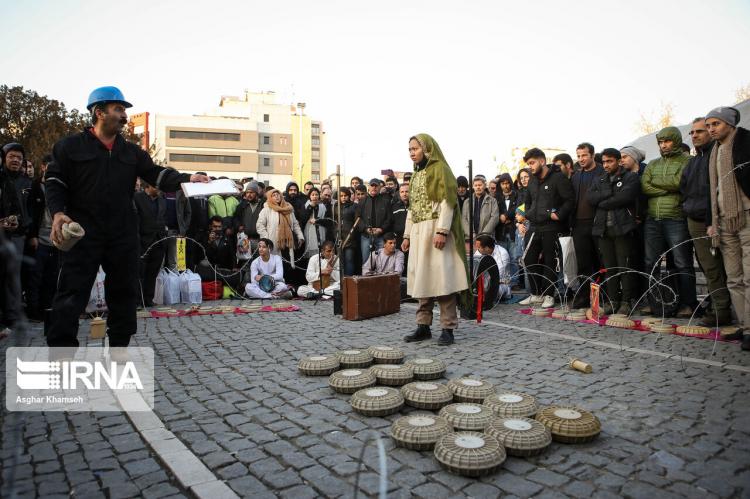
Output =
[
  {"x1": 680, "y1": 117, "x2": 732, "y2": 326},
  {"x1": 519, "y1": 148, "x2": 574, "y2": 308},
  {"x1": 284, "y1": 181, "x2": 307, "y2": 231}
]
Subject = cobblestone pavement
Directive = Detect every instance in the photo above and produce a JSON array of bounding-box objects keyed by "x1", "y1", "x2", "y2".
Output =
[{"x1": 2, "y1": 300, "x2": 749, "y2": 498}]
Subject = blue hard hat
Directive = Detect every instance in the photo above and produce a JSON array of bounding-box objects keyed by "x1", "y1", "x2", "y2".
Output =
[{"x1": 86, "y1": 86, "x2": 132, "y2": 111}]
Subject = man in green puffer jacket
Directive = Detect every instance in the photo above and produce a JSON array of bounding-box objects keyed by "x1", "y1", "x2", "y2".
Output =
[{"x1": 641, "y1": 126, "x2": 696, "y2": 317}]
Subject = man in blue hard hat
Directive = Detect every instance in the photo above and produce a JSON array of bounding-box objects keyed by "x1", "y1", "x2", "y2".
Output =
[{"x1": 44, "y1": 86, "x2": 209, "y2": 347}]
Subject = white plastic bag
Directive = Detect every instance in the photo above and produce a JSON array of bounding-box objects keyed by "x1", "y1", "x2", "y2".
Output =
[
  {"x1": 179, "y1": 270, "x2": 203, "y2": 304},
  {"x1": 163, "y1": 269, "x2": 182, "y2": 305},
  {"x1": 236, "y1": 232, "x2": 251, "y2": 261},
  {"x1": 558, "y1": 236, "x2": 578, "y2": 285},
  {"x1": 86, "y1": 267, "x2": 107, "y2": 313},
  {"x1": 154, "y1": 269, "x2": 167, "y2": 305}
]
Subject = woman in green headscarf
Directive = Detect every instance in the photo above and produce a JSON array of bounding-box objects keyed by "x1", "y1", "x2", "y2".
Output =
[{"x1": 401, "y1": 134, "x2": 469, "y2": 346}]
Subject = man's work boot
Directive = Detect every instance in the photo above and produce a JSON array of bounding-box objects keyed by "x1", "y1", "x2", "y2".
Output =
[
  {"x1": 404, "y1": 324, "x2": 431, "y2": 343},
  {"x1": 701, "y1": 311, "x2": 733, "y2": 327},
  {"x1": 437, "y1": 329, "x2": 454, "y2": 346},
  {"x1": 741, "y1": 332, "x2": 750, "y2": 352}
]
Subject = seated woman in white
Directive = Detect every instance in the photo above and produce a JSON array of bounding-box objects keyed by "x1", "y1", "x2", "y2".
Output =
[
  {"x1": 245, "y1": 238, "x2": 291, "y2": 299},
  {"x1": 297, "y1": 240, "x2": 340, "y2": 298}
]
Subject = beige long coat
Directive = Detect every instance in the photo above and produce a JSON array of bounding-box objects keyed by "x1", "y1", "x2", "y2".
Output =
[
  {"x1": 404, "y1": 200, "x2": 468, "y2": 298},
  {"x1": 256, "y1": 207, "x2": 305, "y2": 265}
]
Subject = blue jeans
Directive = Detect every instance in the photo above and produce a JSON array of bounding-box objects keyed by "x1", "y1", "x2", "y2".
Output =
[
  {"x1": 360, "y1": 234, "x2": 384, "y2": 265},
  {"x1": 499, "y1": 235, "x2": 521, "y2": 286},
  {"x1": 643, "y1": 217, "x2": 697, "y2": 307}
]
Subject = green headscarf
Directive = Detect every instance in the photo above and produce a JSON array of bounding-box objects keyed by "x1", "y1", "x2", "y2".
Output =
[{"x1": 410, "y1": 133, "x2": 470, "y2": 304}]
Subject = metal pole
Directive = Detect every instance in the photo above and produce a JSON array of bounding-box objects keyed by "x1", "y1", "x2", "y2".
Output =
[{"x1": 468, "y1": 159, "x2": 474, "y2": 285}]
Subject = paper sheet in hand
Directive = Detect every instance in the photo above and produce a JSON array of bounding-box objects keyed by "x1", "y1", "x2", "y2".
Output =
[{"x1": 181, "y1": 178, "x2": 239, "y2": 197}]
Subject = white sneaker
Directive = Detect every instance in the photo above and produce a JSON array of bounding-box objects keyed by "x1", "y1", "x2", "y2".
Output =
[
  {"x1": 541, "y1": 295, "x2": 555, "y2": 308},
  {"x1": 519, "y1": 295, "x2": 540, "y2": 306}
]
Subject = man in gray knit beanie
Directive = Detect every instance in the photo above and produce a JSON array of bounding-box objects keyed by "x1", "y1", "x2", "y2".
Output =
[{"x1": 619, "y1": 146, "x2": 646, "y2": 174}]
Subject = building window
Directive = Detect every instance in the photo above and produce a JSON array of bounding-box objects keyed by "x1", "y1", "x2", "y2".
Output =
[
  {"x1": 280, "y1": 159, "x2": 288, "y2": 168},
  {"x1": 311, "y1": 137, "x2": 320, "y2": 146},
  {"x1": 311, "y1": 173, "x2": 320, "y2": 181},
  {"x1": 311, "y1": 123, "x2": 320, "y2": 135},
  {"x1": 263, "y1": 114, "x2": 270, "y2": 123},
  {"x1": 263, "y1": 157, "x2": 270, "y2": 167},
  {"x1": 169, "y1": 130, "x2": 240, "y2": 141},
  {"x1": 263, "y1": 136, "x2": 270, "y2": 145},
  {"x1": 169, "y1": 153, "x2": 240, "y2": 164},
  {"x1": 311, "y1": 150, "x2": 320, "y2": 159},
  {"x1": 280, "y1": 136, "x2": 288, "y2": 145}
]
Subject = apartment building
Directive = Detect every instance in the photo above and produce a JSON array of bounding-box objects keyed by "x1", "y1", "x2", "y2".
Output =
[{"x1": 152, "y1": 90, "x2": 326, "y2": 187}]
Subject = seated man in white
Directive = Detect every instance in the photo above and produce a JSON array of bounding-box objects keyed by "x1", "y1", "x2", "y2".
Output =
[
  {"x1": 297, "y1": 240, "x2": 340, "y2": 298},
  {"x1": 362, "y1": 232, "x2": 405, "y2": 275},
  {"x1": 245, "y1": 238, "x2": 291, "y2": 299}
]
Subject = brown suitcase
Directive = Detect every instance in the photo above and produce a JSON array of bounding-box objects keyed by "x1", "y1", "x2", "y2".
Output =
[{"x1": 342, "y1": 274, "x2": 401, "y2": 320}]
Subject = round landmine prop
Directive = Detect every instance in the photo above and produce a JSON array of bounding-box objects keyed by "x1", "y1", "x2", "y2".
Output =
[
  {"x1": 639, "y1": 316, "x2": 663, "y2": 327},
  {"x1": 367, "y1": 345, "x2": 405, "y2": 364},
  {"x1": 448, "y1": 377, "x2": 495, "y2": 403},
  {"x1": 239, "y1": 304, "x2": 264, "y2": 312},
  {"x1": 566, "y1": 309, "x2": 587, "y2": 321},
  {"x1": 370, "y1": 364, "x2": 414, "y2": 386},
  {"x1": 401, "y1": 382, "x2": 453, "y2": 410},
  {"x1": 350, "y1": 387, "x2": 404, "y2": 416},
  {"x1": 433, "y1": 432, "x2": 506, "y2": 477},
  {"x1": 536, "y1": 406, "x2": 601, "y2": 443},
  {"x1": 406, "y1": 358, "x2": 447, "y2": 380},
  {"x1": 219, "y1": 305, "x2": 236, "y2": 313},
  {"x1": 531, "y1": 308, "x2": 553, "y2": 317},
  {"x1": 439, "y1": 403, "x2": 494, "y2": 431},
  {"x1": 649, "y1": 323, "x2": 674, "y2": 334},
  {"x1": 298, "y1": 355, "x2": 340, "y2": 376},
  {"x1": 335, "y1": 349, "x2": 373, "y2": 368},
  {"x1": 606, "y1": 313, "x2": 628, "y2": 319},
  {"x1": 391, "y1": 414, "x2": 452, "y2": 450},
  {"x1": 484, "y1": 391, "x2": 539, "y2": 418},
  {"x1": 485, "y1": 417, "x2": 552, "y2": 457},
  {"x1": 605, "y1": 317, "x2": 635, "y2": 329},
  {"x1": 328, "y1": 369, "x2": 376, "y2": 394},
  {"x1": 676, "y1": 325, "x2": 710, "y2": 337},
  {"x1": 551, "y1": 307, "x2": 569, "y2": 319}
]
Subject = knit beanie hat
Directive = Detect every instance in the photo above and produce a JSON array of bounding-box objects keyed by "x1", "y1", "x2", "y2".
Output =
[
  {"x1": 705, "y1": 106, "x2": 740, "y2": 127},
  {"x1": 619, "y1": 146, "x2": 645, "y2": 164}
]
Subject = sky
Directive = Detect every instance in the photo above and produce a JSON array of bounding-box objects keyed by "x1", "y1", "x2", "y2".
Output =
[{"x1": 2, "y1": 0, "x2": 750, "y2": 180}]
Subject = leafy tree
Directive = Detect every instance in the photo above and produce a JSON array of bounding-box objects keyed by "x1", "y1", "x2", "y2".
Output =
[
  {"x1": 635, "y1": 101, "x2": 675, "y2": 135},
  {"x1": 0, "y1": 85, "x2": 142, "y2": 164},
  {"x1": 0, "y1": 85, "x2": 89, "y2": 163},
  {"x1": 735, "y1": 83, "x2": 750, "y2": 104}
]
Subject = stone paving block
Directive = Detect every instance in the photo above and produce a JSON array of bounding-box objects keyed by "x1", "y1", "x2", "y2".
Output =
[
  {"x1": 493, "y1": 474, "x2": 545, "y2": 497},
  {"x1": 247, "y1": 456, "x2": 285, "y2": 478},
  {"x1": 411, "y1": 482, "x2": 453, "y2": 499},
  {"x1": 142, "y1": 482, "x2": 182, "y2": 499},
  {"x1": 190, "y1": 480, "x2": 240, "y2": 499},
  {"x1": 262, "y1": 468, "x2": 303, "y2": 489},
  {"x1": 201, "y1": 450, "x2": 235, "y2": 469},
  {"x1": 526, "y1": 469, "x2": 569, "y2": 487},
  {"x1": 134, "y1": 470, "x2": 171, "y2": 490},
  {"x1": 106, "y1": 481, "x2": 142, "y2": 499},
  {"x1": 159, "y1": 450, "x2": 216, "y2": 488}
]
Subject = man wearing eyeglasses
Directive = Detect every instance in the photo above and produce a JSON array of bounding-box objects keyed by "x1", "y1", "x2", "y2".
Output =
[{"x1": 680, "y1": 118, "x2": 732, "y2": 326}]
